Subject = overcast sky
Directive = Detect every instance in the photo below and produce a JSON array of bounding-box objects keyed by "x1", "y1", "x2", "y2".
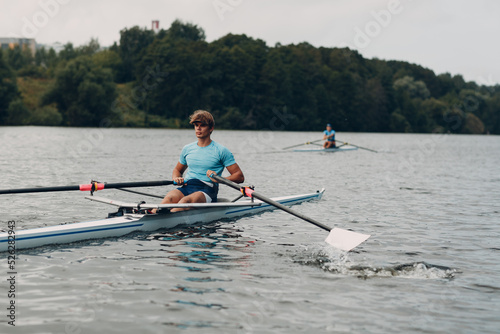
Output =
[{"x1": 2, "y1": 0, "x2": 499, "y2": 85}]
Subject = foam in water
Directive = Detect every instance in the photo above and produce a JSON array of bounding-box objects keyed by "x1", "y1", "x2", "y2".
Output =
[{"x1": 293, "y1": 243, "x2": 457, "y2": 280}]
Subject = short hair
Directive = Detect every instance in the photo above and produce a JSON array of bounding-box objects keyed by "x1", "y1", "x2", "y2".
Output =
[{"x1": 189, "y1": 110, "x2": 215, "y2": 128}]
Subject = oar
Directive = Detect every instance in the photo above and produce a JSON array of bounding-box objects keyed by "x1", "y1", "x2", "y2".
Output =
[
  {"x1": 0, "y1": 180, "x2": 174, "y2": 195},
  {"x1": 210, "y1": 174, "x2": 370, "y2": 251},
  {"x1": 283, "y1": 139, "x2": 323, "y2": 150},
  {"x1": 335, "y1": 140, "x2": 377, "y2": 153}
]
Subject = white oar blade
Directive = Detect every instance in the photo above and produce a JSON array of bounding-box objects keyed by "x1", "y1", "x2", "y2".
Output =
[{"x1": 325, "y1": 227, "x2": 370, "y2": 251}]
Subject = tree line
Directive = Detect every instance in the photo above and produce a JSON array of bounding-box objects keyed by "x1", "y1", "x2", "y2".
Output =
[{"x1": 0, "y1": 20, "x2": 498, "y2": 134}]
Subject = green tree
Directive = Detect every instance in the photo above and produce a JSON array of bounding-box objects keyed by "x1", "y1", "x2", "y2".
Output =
[
  {"x1": 46, "y1": 48, "x2": 58, "y2": 68},
  {"x1": 42, "y1": 56, "x2": 117, "y2": 126},
  {"x1": 390, "y1": 111, "x2": 412, "y2": 132},
  {"x1": 167, "y1": 19, "x2": 206, "y2": 42},
  {"x1": 118, "y1": 26, "x2": 156, "y2": 82},
  {"x1": 420, "y1": 98, "x2": 449, "y2": 132},
  {"x1": 332, "y1": 71, "x2": 358, "y2": 130},
  {"x1": 483, "y1": 93, "x2": 500, "y2": 134},
  {"x1": 59, "y1": 43, "x2": 78, "y2": 61},
  {"x1": 0, "y1": 51, "x2": 19, "y2": 123},
  {"x1": 393, "y1": 76, "x2": 430, "y2": 100},
  {"x1": 136, "y1": 21, "x2": 209, "y2": 121},
  {"x1": 30, "y1": 106, "x2": 62, "y2": 126},
  {"x1": 254, "y1": 46, "x2": 291, "y2": 128},
  {"x1": 457, "y1": 89, "x2": 487, "y2": 118},
  {"x1": 92, "y1": 49, "x2": 123, "y2": 81},
  {"x1": 461, "y1": 113, "x2": 485, "y2": 134},
  {"x1": 7, "y1": 45, "x2": 28, "y2": 70},
  {"x1": 35, "y1": 47, "x2": 47, "y2": 66},
  {"x1": 6, "y1": 99, "x2": 31, "y2": 125},
  {"x1": 78, "y1": 38, "x2": 100, "y2": 56},
  {"x1": 362, "y1": 78, "x2": 391, "y2": 132}
]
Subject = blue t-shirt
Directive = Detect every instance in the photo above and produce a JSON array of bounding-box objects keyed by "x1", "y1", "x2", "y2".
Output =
[
  {"x1": 324, "y1": 129, "x2": 335, "y2": 142},
  {"x1": 179, "y1": 141, "x2": 236, "y2": 183}
]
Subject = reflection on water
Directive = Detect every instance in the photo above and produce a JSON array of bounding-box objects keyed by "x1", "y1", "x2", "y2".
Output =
[
  {"x1": 148, "y1": 223, "x2": 254, "y2": 268},
  {"x1": 171, "y1": 285, "x2": 226, "y2": 294},
  {"x1": 151, "y1": 222, "x2": 253, "y2": 286},
  {"x1": 146, "y1": 223, "x2": 256, "y2": 331}
]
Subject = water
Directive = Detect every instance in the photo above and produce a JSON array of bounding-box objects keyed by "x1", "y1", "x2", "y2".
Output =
[{"x1": 1, "y1": 126, "x2": 499, "y2": 333}]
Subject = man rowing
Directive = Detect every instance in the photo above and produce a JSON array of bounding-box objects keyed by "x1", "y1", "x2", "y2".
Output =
[
  {"x1": 157, "y1": 110, "x2": 244, "y2": 212},
  {"x1": 323, "y1": 123, "x2": 336, "y2": 149}
]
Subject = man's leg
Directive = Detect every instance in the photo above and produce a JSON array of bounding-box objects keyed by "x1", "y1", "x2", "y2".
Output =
[
  {"x1": 161, "y1": 189, "x2": 184, "y2": 204},
  {"x1": 170, "y1": 191, "x2": 207, "y2": 212},
  {"x1": 152, "y1": 189, "x2": 184, "y2": 213}
]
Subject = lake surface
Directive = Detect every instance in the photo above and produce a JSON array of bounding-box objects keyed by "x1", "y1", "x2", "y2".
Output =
[{"x1": 0, "y1": 126, "x2": 499, "y2": 333}]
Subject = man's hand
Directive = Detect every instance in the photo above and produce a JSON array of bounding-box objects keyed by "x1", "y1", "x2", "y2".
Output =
[
  {"x1": 173, "y1": 176, "x2": 184, "y2": 185},
  {"x1": 207, "y1": 170, "x2": 217, "y2": 182}
]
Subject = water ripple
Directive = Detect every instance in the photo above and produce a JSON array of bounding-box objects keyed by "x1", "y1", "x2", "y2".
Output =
[{"x1": 2, "y1": 128, "x2": 500, "y2": 333}]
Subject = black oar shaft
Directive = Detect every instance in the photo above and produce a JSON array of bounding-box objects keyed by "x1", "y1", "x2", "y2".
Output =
[
  {"x1": 100, "y1": 180, "x2": 174, "y2": 189},
  {"x1": 211, "y1": 175, "x2": 331, "y2": 232},
  {"x1": 0, "y1": 180, "x2": 174, "y2": 195},
  {"x1": 0, "y1": 185, "x2": 79, "y2": 195},
  {"x1": 253, "y1": 192, "x2": 331, "y2": 231}
]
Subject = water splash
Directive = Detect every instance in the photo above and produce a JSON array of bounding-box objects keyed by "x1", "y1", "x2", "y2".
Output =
[
  {"x1": 345, "y1": 262, "x2": 458, "y2": 280},
  {"x1": 293, "y1": 244, "x2": 457, "y2": 280}
]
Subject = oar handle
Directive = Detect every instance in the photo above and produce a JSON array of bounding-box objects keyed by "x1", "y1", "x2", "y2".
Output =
[
  {"x1": 0, "y1": 180, "x2": 175, "y2": 195},
  {"x1": 210, "y1": 174, "x2": 332, "y2": 232}
]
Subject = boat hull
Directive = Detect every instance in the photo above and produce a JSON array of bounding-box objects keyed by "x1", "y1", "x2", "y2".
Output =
[
  {"x1": 0, "y1": 190, "x2": 324, "y2": 252},
  {"x1": 293, "y1": 146, "x2": 358, "y2": 152}
]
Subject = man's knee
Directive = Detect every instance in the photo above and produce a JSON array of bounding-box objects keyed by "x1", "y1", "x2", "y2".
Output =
[
  {"x1": 163, "y1": 190, "x2": 184, "y2": 203},
  {"x1": 178, "y1": 196, "x2": 192, "y2": 204},
  {"x1": 180, "y1": 192, "x2": 206, "y2": 203}
]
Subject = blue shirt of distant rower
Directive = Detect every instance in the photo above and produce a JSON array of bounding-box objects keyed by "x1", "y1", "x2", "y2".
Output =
[
  {"x1": 180, "y1": 141, "x2": 236, "y2": 183},
  {"x1": 323, "y1": 129, "x2": 335, "y2": 142}
]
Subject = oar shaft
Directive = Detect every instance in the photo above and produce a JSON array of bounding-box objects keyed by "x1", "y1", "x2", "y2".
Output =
[
  {"x1": 336, "y1": 140, "x2": 377, "y2": 153},
  {"x1": 253, "y1": 192, "x2": 331, "y2": 231},
  {"x1": 283, "y1": 139, "x2": 323, "y2": 150},
  {"x1": 211, "y1": 175, "x2": 331, "y2": 232},
  {"x1": 97, "y1": 180, "x2": 174, "y2": 189},
  {"x1": 0, "y1": 185, "x2": 79, "y2": 195},
  {"x1": 0, "y1": 180, "x2": 174, "y2": 195}
]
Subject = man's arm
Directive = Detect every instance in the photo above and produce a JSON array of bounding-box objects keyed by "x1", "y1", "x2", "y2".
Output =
[
  {"x1": 225, "y1": 163, "x2": 244, "y2": 183},
  {"x1": 207, "y1": 163, "x2": 244, "y2": 184},
  {"x1": 172, "y1": 162, "x2": 187, "y2": 185}
]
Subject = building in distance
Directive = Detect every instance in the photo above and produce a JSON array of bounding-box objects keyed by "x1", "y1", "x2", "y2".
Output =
[{"x1": 0, "y1": 37, "x2": 36, "y2": 55}]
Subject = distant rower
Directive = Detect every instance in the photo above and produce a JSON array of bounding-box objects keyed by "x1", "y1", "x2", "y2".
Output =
[{"x1": 323, "y1": 123, "x2": 336, "y2": 149}]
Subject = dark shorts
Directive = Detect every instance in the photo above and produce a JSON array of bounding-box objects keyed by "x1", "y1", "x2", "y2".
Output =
[{"x1": 177, "y1": 179, "x2": 219, "y2": 202}]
